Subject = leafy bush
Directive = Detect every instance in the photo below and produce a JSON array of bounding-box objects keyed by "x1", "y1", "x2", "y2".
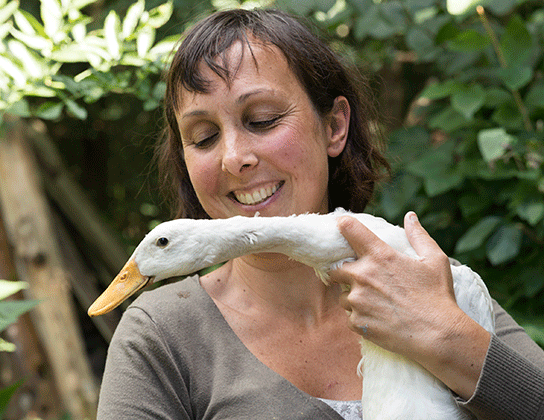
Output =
[{"x1": 0, "y1": 0, "x2": 177, "y2": 121}]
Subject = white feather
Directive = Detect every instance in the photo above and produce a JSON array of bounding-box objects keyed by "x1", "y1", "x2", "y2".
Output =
[{"x1": 131, "y1": 208, "x2": 494, "y2": 419}]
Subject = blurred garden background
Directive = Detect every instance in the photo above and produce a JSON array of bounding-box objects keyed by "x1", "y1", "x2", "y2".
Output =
[{"x1": 0, "y1": 0, "x2": 543, "y2": 418}]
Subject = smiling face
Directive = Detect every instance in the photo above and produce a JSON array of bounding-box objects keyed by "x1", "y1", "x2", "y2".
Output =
[{"x1": 175, "y1": 39, "x2": 349, "y2": 219}]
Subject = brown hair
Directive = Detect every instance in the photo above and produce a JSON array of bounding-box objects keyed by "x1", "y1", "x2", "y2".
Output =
[{"x1": 159, "y1": 8, "x2": 389, "y2": 219}]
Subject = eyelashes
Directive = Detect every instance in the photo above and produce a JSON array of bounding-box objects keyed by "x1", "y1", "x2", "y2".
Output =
[{"x1": 191, "y1": 114, "x2": 284, "y2": 149}]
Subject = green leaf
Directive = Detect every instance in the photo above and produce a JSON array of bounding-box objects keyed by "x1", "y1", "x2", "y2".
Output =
[
  {"x1": 64, "y1": 99, "x2": 87, "y2": 119},
  {"x1": 14, "y1": 10, "x2": 47, "y2": 37},
  {"x1": 137, "y1": 27, "x2": 155, "y2": 58},
  {"x1": 525, "y1": 81, "x2": 544, "y2": 109},
  {"x1": 387, "y1": 126, "x2": 430, "y2": 164},
  {"x1": 447, "y1": 0, "x2": 482, "y2": 15},
  {"x1": 522, "y1": 323, "x2": 544, "y2": 347},
  {"x1": 122, "y1": 0, "x2": 144, "y2": 39},
  {"x1": 516, "y1": 201, "x2": 544, "y2": 226},
  {"x1": 0, "y1": 1, "x2": 17, "y2": 25},
  {"x1": 486, "y1": 224, "x2": 522, "y2": 265},
  {"x1": 491, "y1": 102, "x2": 523, "y2": 129},
  {"x1": 353, "y1": 5, "x2": 379, "y2": 40},
  {"x1": 40, "y1": 0, "x2": 63, "y2": 41},
  {"x1": 0, "y1": 380, "x2": 24, "y2": 419},
  {"x1": 484, "y1": 87, "x2": 511, "y2": 107},
  {"x1": 428, "y1": 106, "x2": 469, "y2": 132},
  {"x1": 104, "y1": 10, "x2": 121, "y2": 60},
  {"x1": 501, "y1": 15, "x2": 532, "y2": 68},
  {"x1": 379, "y1": 173, "x2": 421, "y2": 219},
  {"x1": 0, "y1": 55, "x2": 26, "y2": 86},
  {"x1": 419, "y1": 80, "x2": 461, "y2": 100},
  {"x1": 451, "y1": 83, "x2": 485, "y2": 120},
  {"x1": 9, "y1": 27, "x2": 51, "y2": 51},
  {"x1": 35, "y1": 101, "x2": 63, "y2": 120},
  {"x1": 406, "y1": 26, "x2": 435, "y2": 58},
  {"x1": 498, "y1": 66, "x2": 532, "y2": 91},
  {"x1": 0, "y1": 337, "x2": 16, "y2": 352},
  {"x1": 5, "y1": 99, "x2": 31, "y2": 117},
  {"x1": 0, "y1": 280, "x2": 28, "y2": 301},
  {"x1": 424, "y1": 170, "x2": 463, "y2": 196},
  {"x1": 406, "y1": 140, "x2": 456, "y2": 178},
  {"x1": 455, "y1": 216, "x2": 502, "y2": 253},
  {"x1": 435, "y1": 20, "x2": 459, "y2": 44},
  {"x1": 487, "y1": 0, "x2": 517, "y2": 15},
  {"x1": 447, "y1": 29, "x2": 489, "y2": 52},
  {"x1": 477, "y1": 128, "x2": 516, "y2": 162},
  {"x1": 0, "y1": 299, "x2": 39, "y2": 332},
  {"x1": 69, "y1": 0, "x2": 97, "y2": 9},
  {"x1": 406, "y1": 140, "x2": 463, "y2": 195},
  {"x1": 147, "y1": 1, "x2": 174, "y2": 29},
  {"x1": 458, "y1": 193, "x2": 492, "y2": 218},
  {"x1": 380, "y1": 1, "x2": 407, "y2": 33},
  {"x1": 7, "y1": 40, "x2": 46, "y2": 79}
]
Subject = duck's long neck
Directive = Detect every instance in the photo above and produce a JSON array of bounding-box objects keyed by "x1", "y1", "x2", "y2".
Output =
[{"x1": 191, "y1": 214, "x2": 354, "y2": 277}]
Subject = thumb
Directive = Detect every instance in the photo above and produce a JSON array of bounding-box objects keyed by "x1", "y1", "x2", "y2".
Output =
[
  {"x1": 404, "y1": 211, "x2": 445, "y2": 262},
  {"x1": 337, "y1": 215, "x2": 388, "y2": 258}
]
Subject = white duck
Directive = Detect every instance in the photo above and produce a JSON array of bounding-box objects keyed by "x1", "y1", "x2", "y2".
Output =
[{"x1": 89, "y1": 208, "x2": 494, "y2": 420}]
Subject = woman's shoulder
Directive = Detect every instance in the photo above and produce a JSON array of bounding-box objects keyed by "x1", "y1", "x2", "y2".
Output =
[{"x1": 121, "y1": 275, "x2": 217, "y2": 336}]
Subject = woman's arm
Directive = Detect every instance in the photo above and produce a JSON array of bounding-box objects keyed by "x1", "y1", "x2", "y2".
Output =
[{"x1": 458, "y1": 302, "x2": 544, "y2": 419}]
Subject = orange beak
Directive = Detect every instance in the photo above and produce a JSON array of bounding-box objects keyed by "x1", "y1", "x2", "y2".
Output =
[{"x1": 88, "y1": 258, "x2": 151, "y2": 316}]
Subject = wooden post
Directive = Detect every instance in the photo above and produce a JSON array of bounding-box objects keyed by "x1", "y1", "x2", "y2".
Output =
[
  {"x1": 0, "y1": 214, "x2": 64, "y2": 420},
  {"x1": 0, "y1": 116, "x2": 98, "y2": 419}
]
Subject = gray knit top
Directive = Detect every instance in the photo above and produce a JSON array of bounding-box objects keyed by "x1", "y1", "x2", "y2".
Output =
[{"x1": 97, "y1": 276, "x2": 544, "y2": 420}]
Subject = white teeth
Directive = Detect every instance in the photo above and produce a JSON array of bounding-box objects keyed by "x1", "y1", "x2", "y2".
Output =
[{"x1": 234, "y1": 183, "x2": 279, "y2": 205}]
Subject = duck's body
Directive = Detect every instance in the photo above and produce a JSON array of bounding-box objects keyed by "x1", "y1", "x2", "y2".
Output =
[{"x1": 89, "y1": 209, "x2": 494, "y2": 419}]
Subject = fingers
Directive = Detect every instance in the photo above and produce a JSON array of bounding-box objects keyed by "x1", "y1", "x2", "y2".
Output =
[
  {"x1": 336, "y1": 215, "x2": 389, "y2": 259},
  {"x1": 404, "y1": 211, "x2": 450, "y2": 269}
]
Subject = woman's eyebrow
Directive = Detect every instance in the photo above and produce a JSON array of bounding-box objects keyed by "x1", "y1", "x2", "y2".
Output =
[
  {"x1": 180, "y1": 110, "x2": 208, "y2": 120},
  {"x1": 180, "y1": 88, "x2": 279, "y2": 120},
  {"x1": 236, "y1": 88, "x2": 275, "y2": 104}
]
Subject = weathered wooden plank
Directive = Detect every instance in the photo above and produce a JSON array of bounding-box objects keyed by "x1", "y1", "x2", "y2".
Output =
[
  {"x1": 51, "y1": 210, "x2": 120, "y2": 342},
  {"x1": 28, "y1": 119, "x2": 129, "y2": 279},
  {"x1": 0, "y1": 116, "x2": 98, "y2": 419},
  {"x1": 0, "y1": 215, "x2": 64, "y2": 420}
]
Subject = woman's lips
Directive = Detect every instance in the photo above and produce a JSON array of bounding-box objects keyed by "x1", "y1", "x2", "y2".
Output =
[{"x1": 233, "y1": 181, "x2": 283, "y2": 205}]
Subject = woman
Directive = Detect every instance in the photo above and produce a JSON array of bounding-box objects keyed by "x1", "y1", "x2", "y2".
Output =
[{"x1": 97, "y1": 9, "x2": 544, "y2": 419}]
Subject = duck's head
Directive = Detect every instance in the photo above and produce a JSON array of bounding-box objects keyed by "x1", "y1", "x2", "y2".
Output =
[{"x1": 88, "y1": 219, "x2": 210, "y2": 316}]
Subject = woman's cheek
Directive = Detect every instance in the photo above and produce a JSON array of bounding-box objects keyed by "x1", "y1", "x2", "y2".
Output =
[{"x1": 185, "y1": 152, "x2": 222, "y2": 202}]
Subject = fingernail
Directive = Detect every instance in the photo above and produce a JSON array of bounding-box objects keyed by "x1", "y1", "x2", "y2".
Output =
[{"x1": 407, "y1": 211, "x2": 418, "y2": 223}]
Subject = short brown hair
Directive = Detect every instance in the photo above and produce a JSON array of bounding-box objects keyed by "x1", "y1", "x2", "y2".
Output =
[{"x1": 159, "y1": 8, "x2": 389, "y2": 219}]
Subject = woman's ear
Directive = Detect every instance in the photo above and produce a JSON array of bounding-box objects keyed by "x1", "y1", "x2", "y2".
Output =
[{"x1": 326, "y1": 96, "x2": 350, "y2": 157}]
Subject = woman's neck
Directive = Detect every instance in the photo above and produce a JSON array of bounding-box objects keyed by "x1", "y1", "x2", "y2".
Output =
[{"x1": 201, "y1": 253, "x2": 343, "y2": 326}]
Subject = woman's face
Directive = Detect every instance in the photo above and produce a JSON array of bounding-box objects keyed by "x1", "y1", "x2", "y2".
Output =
[{"x1": 175, "y1": 39, "x2": 349, "y2": 219}]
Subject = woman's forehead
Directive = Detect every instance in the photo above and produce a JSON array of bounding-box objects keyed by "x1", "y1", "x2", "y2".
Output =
[{"x1": 177, "y1": 40, "x2": 300, "y2": 106}]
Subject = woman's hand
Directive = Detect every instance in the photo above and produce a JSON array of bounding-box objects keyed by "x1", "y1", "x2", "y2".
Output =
[{"x1": 329, "y1": 211, "x2": 491, "y2": 400}]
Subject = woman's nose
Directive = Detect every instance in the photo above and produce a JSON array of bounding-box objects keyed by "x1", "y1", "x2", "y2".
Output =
[{"x1": 221, "y1": 132, "x2": 258, "y2": 174}]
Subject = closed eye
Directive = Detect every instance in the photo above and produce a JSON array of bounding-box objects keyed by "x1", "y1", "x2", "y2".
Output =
[
  {"x1": 194, "y1": 133, "x2": 219, "y2": 149},
  {"x1": 248, "y1": 116, "x2": 281, "y2": 131}
]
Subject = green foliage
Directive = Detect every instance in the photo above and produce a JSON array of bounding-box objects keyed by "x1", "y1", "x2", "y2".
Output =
[
  {"x1": 0, "y1": 0, "x2": 177, "y2": 121},
  {"x1": 0, "y1": 280, "x2": 38, "y2": 418},
  {"x1": 0, "y1": 379, "x2": 23, "y2": 419},
  {"x1": 0, "y1": 280, "x2": 39, "y2": 352}
]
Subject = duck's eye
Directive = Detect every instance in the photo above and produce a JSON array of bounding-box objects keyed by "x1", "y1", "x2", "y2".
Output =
[{"x1": 156, "y1": 237, "x2": 169, "y2": 247}]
